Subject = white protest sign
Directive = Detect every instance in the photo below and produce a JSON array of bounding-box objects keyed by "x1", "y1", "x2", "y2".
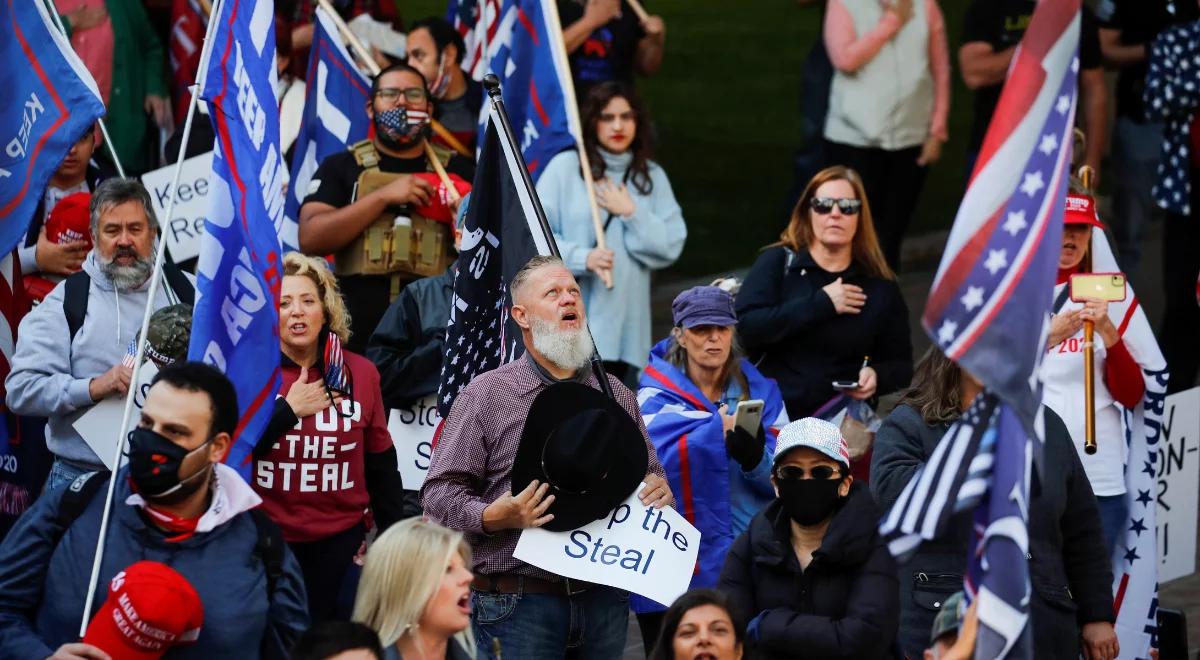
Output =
[
  {"x1": 139, "y1": 151, "x2": 212, "y2": 262},
  {"x1": 72, "y1": 361, "x2": 159, "y2": 470},
  {"x1": 514, "y1": 484, "x2": 701, "y2": 607},
  {"x1": 1156, "y1": 386, "x2": 1199, "y2": 583},
  {"x1": 387, "y1": 394, "x2": 441, "y2": 489}
]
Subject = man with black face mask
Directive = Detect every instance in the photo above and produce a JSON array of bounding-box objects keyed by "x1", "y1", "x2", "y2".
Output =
[
  {"x1": 298, "y1": 63, "x2": 475, "y2": 353},
  {"x1": 0, "y1": 362, "x2": 309, "y2": 659},
  {"x1": 718, "y1": 417, "x2": 900, "y2": 659}
]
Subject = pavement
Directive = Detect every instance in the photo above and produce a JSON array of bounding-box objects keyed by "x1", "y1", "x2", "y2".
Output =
[{"x1": 619, "y1": 218, "x2": 1199, "y2": 659}]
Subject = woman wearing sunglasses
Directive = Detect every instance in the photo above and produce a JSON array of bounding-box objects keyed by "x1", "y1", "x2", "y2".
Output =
[
  {"x1": 718, "y1": 417, "x2": 899, "y2": 659},
  {"x1": 736, "y1": 166, "x2": 912, "y2": 438},
  {"x1": 251, "y1": 252, "x2": 406, "y2": 623}
]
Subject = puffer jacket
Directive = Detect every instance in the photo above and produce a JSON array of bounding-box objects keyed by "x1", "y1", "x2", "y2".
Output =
[
  {"x1": 718, "y1": 482, "x2": 899, "y2": 659},
  {"x1": 871, "y1": 404, "x2": 1114, "y2": 658}
]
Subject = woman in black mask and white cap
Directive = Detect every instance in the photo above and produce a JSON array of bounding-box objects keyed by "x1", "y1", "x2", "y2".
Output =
[{"x1": 718, "y1": 417, "x2": 899, "y2": 659}]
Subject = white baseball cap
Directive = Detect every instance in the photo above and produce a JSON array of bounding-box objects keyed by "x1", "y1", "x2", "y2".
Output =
[{"x1": 772, "y1": 417, "x2": 851, "y2": 469}]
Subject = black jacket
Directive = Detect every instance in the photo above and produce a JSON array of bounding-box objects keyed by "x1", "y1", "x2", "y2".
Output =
[
  {"x1": 718, "y1": 482, "x2": 899, "y2": 659},
  {"x1": 871, "y1": 404, "x2": 1115, "y2": 658},
  {"x1": 366, "y1": 267, "x2": 454, "y2": 409},
  {"x1": 735, "y1": 247, "x2": 912, "y2": 418}
]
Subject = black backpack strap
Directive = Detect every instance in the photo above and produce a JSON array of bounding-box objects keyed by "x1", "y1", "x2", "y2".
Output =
[
  {"x1": 162, "y1": 258, "x2": 195, "y2": 306},
  {"x1": 53, "y1": 470, "x2": 111, "y2": 530},
  {"x1": 249, "y1": 508, "x2": 285, "y2": 603},
  {"x1": 63, "y1": 271, "x2": 91, "y2": 343}
]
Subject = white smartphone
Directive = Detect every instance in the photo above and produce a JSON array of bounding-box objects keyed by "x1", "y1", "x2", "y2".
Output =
[{"x1": 734, "y1": 399, "x2": 765, "y2": 436}]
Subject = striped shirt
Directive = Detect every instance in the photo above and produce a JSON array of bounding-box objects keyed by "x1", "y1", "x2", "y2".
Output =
[{"x1": 421, "y1": 357, "x2": 667, "y2": 580}]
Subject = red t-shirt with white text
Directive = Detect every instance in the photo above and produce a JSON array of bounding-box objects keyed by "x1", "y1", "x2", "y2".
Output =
[{"x1": 254, "y1": 352, "x2": 392, "y2": 543}]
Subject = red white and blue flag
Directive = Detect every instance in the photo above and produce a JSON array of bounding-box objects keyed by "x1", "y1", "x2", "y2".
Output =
[
  {"x1": 284, "y1": 5, "x2": 372, "y2": 251},
  {"x1": 448, "y1": 0, "x2": 504, "y2": 81},
  {"x1": 189, "y1": 0, "x2": 283, "y2": 478},
  {"x1": 452, "y1": 0, "x2": 579, "y2": 178},
  {"x1": 881, "y1": 1, "x2": 1082, "y2": 657},
  {"x1": 169, "y1": 0, "x2": 208, "y2": 123}
]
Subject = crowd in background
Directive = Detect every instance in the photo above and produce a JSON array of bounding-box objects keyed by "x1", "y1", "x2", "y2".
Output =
[{"x1": 0, "y1": 0, "x2": 1197, "y2": 658}]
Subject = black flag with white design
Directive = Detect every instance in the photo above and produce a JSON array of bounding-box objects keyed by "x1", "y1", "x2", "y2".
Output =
[{"x1": 437, "y1": 108, "x2": 557, "y2": 416}]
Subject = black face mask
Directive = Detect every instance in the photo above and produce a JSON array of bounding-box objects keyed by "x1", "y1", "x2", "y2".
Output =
[
  {"x1": 125, "y1": 427, "x2": 213, "y2": 503},
  {"x1": 776, "y1": 476, "x2": 844, "y2": 526}
]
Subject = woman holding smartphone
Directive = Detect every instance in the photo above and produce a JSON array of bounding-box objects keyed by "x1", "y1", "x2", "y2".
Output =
[
  {"x1": 633, "y1": 285, "x2": 788, "y2": 652},
  {"x1": 736, "y1": 166, "x2": 912, "y2": 425},
  {"x1": 1041, "y1": 193, "x2": 1151, "y2": 553}
]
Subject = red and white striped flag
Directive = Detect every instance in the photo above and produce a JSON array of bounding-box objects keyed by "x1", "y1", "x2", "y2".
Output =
[{"x1": 168, "y1": 0, "x2": 207, "y2": 122}]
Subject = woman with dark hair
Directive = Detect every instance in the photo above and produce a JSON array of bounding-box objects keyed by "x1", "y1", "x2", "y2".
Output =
[
  {"x1": 633, "y1": 285, "x2": 788, "y2": 651},
  {"x1": 650, "y1": 589, "x2": 745, "y2": 660},
  {"x1": 536, "y1": 81, "x2": 687, "y2": 383},
  {"x1": 736, "y1": 166, "x2": 912, "y2": 429},
  {"x1": 871, "y1": 347, "x2": 1119, "y2": 660}
]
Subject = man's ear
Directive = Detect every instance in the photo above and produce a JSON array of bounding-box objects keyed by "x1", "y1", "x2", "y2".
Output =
[
  {"x1": 512, "y1": 304, "x2": 531, "y2": 330},
  {"x1": 366, "y1": 99, "x2": 375, "y2": 121},
  {"x1": 444, "y1": 43, "x2": 459, "y2": 70},
  {"x1": 209, "y1": 432, "x2": 232, "y2": 464},
  {"x1": 839, "y1": 473, "x2": 853, "y2": 498}
]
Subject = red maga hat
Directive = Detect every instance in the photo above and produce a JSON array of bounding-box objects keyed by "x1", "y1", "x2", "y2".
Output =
[
  {"x1": 45, "y1": 192, "x2": 93, "y2": 247},
  {"x1": 83, "y1": 561, "x2": 204, "y2": 660},
  {"x1": 1064, "y1": 193, "x2": 1106, "y2": 229}
]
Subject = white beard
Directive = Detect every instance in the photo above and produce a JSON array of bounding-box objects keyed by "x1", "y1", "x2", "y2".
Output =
[{"x1": 529, "y1": 316, "x2": 595, "y2": 373}]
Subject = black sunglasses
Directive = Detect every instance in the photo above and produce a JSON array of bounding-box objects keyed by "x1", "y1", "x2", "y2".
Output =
[
  {"x1": 810, "y1": 197, "x2": 862, "y2": 215},
  {"x1": 774, "y1": 464, "x2": 844, "y2": 481}
]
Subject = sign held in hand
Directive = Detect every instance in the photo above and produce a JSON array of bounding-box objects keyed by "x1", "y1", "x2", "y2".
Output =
[
  {"x1": 514, "y1": 484, "x2": 700, "y2": 607},
  {"x1": 387, "y1": 394, "x2": 441, "y2": 489}
]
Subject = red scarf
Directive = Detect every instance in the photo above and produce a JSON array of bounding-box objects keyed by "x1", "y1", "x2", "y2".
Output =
[{"x1": 141, "y1": 505, "x2": 202, "y2": 543}]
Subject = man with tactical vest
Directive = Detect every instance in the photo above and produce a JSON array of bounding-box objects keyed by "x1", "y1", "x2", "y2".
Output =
[{"x1": 298, "y1": 63, "x2": 475, "y2": 353}]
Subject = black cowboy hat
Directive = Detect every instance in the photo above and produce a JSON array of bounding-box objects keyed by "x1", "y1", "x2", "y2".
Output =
[{"x1": 510, "y1": 382, "x2": 649, "y2": 532}]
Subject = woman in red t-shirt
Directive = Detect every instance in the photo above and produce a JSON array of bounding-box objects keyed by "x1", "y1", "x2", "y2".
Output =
[{"x1": 252, "y1": 252, "x2": 405, "y2": 622}]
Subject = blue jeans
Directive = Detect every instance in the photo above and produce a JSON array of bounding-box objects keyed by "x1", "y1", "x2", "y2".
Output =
[
  {"x1": 1096, "y1": 494, "x2": 1130, "y2": 555},
  {"x1": 43, "y1": 459, "x2": 92, "y2": 494},
  {"x1": 471, "y1": 582, "x2": 629, "y2": 659}
]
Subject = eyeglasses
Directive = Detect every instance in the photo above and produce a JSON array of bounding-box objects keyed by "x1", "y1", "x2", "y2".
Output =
[
  {"x1": 774, "y1": 464, "x2": 843, "y2": 481},
  {"x1": 810, "y1": 197, "x2": 862, "y2": 215},
  {"x1": 375, "y1": 87, "x2": 428, "y2": 105}
]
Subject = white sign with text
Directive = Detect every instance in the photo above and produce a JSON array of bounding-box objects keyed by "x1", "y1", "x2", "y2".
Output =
[
  {"x1": 387, "y1": 395, "x2": 441, "y2": 489},
  {"x1": 514, "y1": 485, "x2": 701, "y2": 607},
  {"x1": 140, "y1": 151, "x2": 213, "y2": 262},
  {"x1": 1157, "y1": 387, "x2": 1199, "y2": 583},
  {"x1": 73, "y1": 361, "x2": 159, "y2": 470}
]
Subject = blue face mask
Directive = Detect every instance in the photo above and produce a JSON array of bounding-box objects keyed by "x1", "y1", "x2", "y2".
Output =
[{"x1": 374, "y1": 106, "x2": 431, "y2": 149}]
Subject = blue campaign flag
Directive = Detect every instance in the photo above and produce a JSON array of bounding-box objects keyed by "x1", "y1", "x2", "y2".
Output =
[
  {"x1": 478, "y1": 0, "x2": 578, "y2": 178},
  {"x1": 189, "y1": 0, "x2": 284, "y2": 477},
  {"x1": 0, "y1": 0, "x2": 105, "y2": 257},
  {"x1": 284, "y1": 6, "x2": 371, "y2": 249}
]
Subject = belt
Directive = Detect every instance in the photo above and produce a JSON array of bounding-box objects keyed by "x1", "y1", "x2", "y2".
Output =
[{"x1": 472, "y1": 574, "x2": 594, "y2": 596}]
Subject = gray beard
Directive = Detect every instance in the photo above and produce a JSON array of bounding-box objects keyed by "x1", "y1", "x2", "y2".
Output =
[
  {"x1": 100, "y1": 253, "x2": 154, "y2": 291},
  {"x1": 529, "y1": 316, "x2": 594, "y2": 373}
]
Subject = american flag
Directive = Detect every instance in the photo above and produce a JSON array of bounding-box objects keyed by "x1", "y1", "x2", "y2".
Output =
[
  {"x1": 436, "y1": 100, "x2": 554, "y2": 417},
  {"x1": 448, "y1": 0, "x2": 505, "y2": 81},
  {"x1": 0, "y1": 253, "x2": 32, "y2": 538},
  {"x1": 880, "y1": 0, "x2": 1082, "y2": 657},
  {"x1": 323, "y1": 330, "x2": 350, "y2": 395}
]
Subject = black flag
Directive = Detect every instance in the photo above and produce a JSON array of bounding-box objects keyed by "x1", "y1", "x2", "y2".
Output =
[{"x1": 437, "y1": 101, "x2": 558, "y2": 416}]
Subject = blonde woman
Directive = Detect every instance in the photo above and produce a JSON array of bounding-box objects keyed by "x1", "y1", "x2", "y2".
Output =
[
  {"x1": 252, "y1": 252, "x2": 405, "y2": 622},
  {"x1": 354, "y1": 519, "x2": 476, "y2": 659}
]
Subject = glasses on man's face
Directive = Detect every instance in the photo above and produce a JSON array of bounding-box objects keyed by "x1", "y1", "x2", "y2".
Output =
[
  {"x1": 375, "y1": 87, "x2": 428, "y2": 105},
  {"x1": 810, "y1": 197, "x2": 862, "y2": 215},
  {"x1": 774, "y1": 464, "x2": 843, "y2": 481}
]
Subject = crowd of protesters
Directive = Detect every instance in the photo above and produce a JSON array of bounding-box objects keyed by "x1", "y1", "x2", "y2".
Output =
[{"x1": 0, "y1": 0, "x2": 1196, "y2": 658}]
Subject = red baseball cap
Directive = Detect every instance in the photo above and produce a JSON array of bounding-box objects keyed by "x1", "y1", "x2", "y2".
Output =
[
  {"x1": 45, "y1": 192, "x2": 93, "y2": 247},
  {"x1": 1064, "y1": 193, "x2": 1106, "y2": 229},
  {"x1": 83, "y1": 561, "x2": 204, "y2": 660}
]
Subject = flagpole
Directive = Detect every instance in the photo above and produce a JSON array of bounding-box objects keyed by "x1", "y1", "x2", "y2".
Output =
[
  {"x1": 44, "y1": 0, "x2": 127, "y2": 179},
  {"x1": 482, "y1": 74, "x2": 615, "y2": 399},
  {"x1": 76, "y1": 0, "x2": 226, "y2": 635},
  {"x1": 542, "y1": 0, "x2": 612, "y2": 290},
  {"x1": 313, "y1": 0, "x2": 472, "y2": 158}
]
